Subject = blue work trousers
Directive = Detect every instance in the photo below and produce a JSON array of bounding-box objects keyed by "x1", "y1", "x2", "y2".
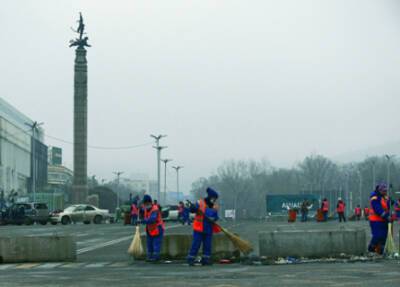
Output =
[
  {"x1": 368, "y1": 221, "x2": 388, "y2": 254},
  {"x1": 188, "y1": 231, "x2": 212, "y2": 262},
  {"x1": 146, "y1": 228, "x2": 164, "y2": 260}
]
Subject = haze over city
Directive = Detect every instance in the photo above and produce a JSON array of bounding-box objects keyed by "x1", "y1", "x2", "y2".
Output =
[{"x1": 1, "y1": 0, "x2": 400, "y2": 193}]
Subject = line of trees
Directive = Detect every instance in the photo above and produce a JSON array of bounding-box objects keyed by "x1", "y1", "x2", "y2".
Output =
[{"x1": 190, "y1": 155, "x2": 400, "y2": 219}]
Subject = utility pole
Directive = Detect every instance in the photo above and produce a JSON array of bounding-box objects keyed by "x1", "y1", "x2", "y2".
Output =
[
  {"x1": 151, "y1": 134, "x2": 167, "y2": 202},
  {"x1": 370, "y1": 158, "x2": 376, "y2": 190},
  {"x1": 172, "y1": 166, "x2": 183, "y2": 201},
  {"x1": 356, "y1": 169, "x2": 362, "y2": 207},
  {"x1": 385, "y1": 155, "x2": 395, "y2": 198},
  {"x1": 25, "y1": 121, "x2": 43, "y2": 203},
  {"x1": 161, "y1": 159, "x2": 172, "y2": 205},
  {"x1": 113, "y1": 171, "x2": 124, "y2": 209}
]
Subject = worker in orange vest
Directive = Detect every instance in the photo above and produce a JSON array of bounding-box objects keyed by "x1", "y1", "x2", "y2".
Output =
[
  {"x1": 321, "y1": 198, "x2": 329, "y2": 222},
  {"x1": 363, "y1": 206, "x2": 370, "y2": 220},
  {"x1": 368, "y1": 183, "x2": 391, "y2": 254},
  {"x1": 187, "y1": 187, "x2": 220, "y2": 266},
  {"x1": 130, "y1": 200, "x2": 139, "y2": 226},
  {"x1": 140, "y1": 194, "x2": 165, "y2": 262},
  {"x1": 336, "y1": 198, "x2": 346, "y2": 222},
  {"x1": 354, "y1": 205, "x2": 362, "y2": 221}
]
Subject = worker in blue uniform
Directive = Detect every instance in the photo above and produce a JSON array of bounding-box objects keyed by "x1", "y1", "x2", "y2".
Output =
[
  {"x1": 182, "y1": 202, "x2": 191, "y2": 225},
  {"x1": 368, "y1": 183, "x2": 392, "y2": 255},
  {"x1": 187, "y1": 187, "x2": 220, "y2": 266},
  {"x1": 140, "y1": 194, "x2": 165, "y2": 262}
]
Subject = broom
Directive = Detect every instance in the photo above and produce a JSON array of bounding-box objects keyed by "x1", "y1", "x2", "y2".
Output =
[
  {"x1": 187, "y1": 201, "x2": 253, "y2": 255},
  {"x1": 384, "y1": 222, "x2": 398, "y2": 257},
  {"x1": 217, "y1": 223, "x2": 253, "y2": 255},
  {"x1": 127, "y1": 225, "x2": 144, "y2": 258}
]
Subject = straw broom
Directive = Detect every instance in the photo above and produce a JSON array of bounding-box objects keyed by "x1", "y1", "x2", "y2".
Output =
[
  {"x1": 216, "y1": 223, "x2": 253, "y2": 255},
  {"x1": 127, "y1": 225, "x2": 144, "y2": 258},
  {"x1": 384, "y1": 222, "x2": 398, "y2": 257}
]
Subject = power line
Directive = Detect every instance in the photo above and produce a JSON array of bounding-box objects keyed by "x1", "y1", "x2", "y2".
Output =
[{"x1": 45, "y1": 134, "x2": 153, "y2": 150}]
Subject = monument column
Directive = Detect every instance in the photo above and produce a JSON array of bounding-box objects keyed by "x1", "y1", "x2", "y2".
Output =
[
  {"x1": 73, "y1": 46, "x2": 88, "y2": 203},
  {"x1": 70, "y1": 13, "x2": 90, "y2": 204}
]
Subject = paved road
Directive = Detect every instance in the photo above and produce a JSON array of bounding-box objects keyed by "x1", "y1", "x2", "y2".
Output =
[
  {"x1": 0, "y1": 261, "x2": 399, "y2": 287},
  {"x1": 0, "y1": 220, "x2": 399, "y2": 286}
]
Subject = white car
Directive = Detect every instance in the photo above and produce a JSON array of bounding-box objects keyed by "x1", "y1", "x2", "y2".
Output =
[{"x1": 50, "y1": 204, "x2": 110, "y2": 225}]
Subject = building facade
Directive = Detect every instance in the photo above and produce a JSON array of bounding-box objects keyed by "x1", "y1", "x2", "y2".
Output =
[{"x1": 0, "y1": 98, "x2": 47, "y2": 199}]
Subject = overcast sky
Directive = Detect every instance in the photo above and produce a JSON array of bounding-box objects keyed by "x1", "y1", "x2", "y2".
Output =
[{"x1": 1, "y1": 0, "x2": 400, "y2": 194}]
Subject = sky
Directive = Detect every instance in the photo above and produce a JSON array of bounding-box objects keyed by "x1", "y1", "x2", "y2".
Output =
[{"x1": 1, "y1": 0, "x2": 400, "y2": 194}]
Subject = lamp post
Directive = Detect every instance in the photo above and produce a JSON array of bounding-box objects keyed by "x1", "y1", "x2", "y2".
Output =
[
  {"x1": 356, "y1": 169, "x2": 362, "y2": 207},
  {"x1": 151, "y1": 134, "x2": 167, "y2": 202},
  {"x1": 25, "y1": 121, "x2": 44, "y2": 203},
  {"x1": 385, "y1": 155, "x2": 395, "y2": 198},
  {"x1": 113, "y1": 171, "x2": 124, "y2": 209},
  {"x1": 161, "y1": 159, "x2": 172, "y2": 205},
  {"x1": 172, "y1": 166, "x2": 183, "y2": 201}
]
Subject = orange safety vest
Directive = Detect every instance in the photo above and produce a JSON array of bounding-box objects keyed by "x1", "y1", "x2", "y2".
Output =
[
  {"x1": 337, "y1": 202, "x2": 345, "y2": 213},
  {"x1": 131, "y1": 204, "x2": 138, "y2": 215},
  {"x1": 355, "y1": 207, "x2": 361, "y2": 215},
  {"x1": 322, "y1": 201, "x2": 329, "y2": 212},
  {"x1": 369, "y1": 196, "x2": 388, "y2": 223},
  {"x1": 364, "y1": 207, "x2": 369, "y2": 216},
  {"x1": 193, "y1": 199, "x2": 221, "y2": 233},
  {"x1": 144, "y1": 205, "x2": 164, "y2": 236}
]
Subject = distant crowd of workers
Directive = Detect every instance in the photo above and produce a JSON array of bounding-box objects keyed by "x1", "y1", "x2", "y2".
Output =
[
  {"x1": 297, "y1": 182, "x2": 400, "y2": 255},
  {"x1": 127, "y1": 187, "x2": 221, "y2": 265}
]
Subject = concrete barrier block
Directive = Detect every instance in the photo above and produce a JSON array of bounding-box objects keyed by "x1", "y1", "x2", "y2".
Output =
[
  {"x1": 138, "y1": 234, "x2": 239, "y2": 260},
  {"x1": 0, "y1": 236, "x2": 76, "y2": 263},
  {"x1": 259, "y1": 228, "x2": 366, "y2": 258}
]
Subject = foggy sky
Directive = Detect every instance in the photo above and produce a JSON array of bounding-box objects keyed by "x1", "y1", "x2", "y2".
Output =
[{"x1": 1, "y1": 0, "x2": 400, "y2": 194}]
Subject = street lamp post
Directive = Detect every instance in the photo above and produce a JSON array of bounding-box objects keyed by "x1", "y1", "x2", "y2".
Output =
[
  {"x1": 161, "y1": 159, "x2": 172, "y2": 205},
  {"x1": 151, "y1": 134, "x2": 167, "y2": 202},
  {"x1": 172, "y1": 166, "x2": 183, "y2": 201},
  {"x1": 25, "y1": 121, "x2": 44, "y2": 203},
  {"x1": 385, "y1": 155, "x2": 395, "y2": 198},
  {"x1": 356, "y1": 170, "x2": 362, "y2": 207},
  {"x1": 113, "y1": 171, "x2": 124, "y2": 209}
]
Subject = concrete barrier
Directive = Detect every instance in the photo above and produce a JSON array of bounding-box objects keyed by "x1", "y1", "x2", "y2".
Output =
[
  {"x1": 0, "y1": 236, "x2": 76, "y2": 263},
  {"x1": 137, "y1": 234, "x2": 239, "y2": 260},
  {"x1": 259, "y1": 228, "x2": 366, "y2": 258}
]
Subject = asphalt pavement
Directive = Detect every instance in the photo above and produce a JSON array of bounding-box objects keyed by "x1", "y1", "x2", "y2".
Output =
[{"x1": 0, "y1": 219, "x2": 399, "y2": 286}]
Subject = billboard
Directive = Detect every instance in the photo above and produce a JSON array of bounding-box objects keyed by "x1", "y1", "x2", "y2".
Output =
[{"x1": 266, "y1": 194, "x2": 319, "y2": 214}]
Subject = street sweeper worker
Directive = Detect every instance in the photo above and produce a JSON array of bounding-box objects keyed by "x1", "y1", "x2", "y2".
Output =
[
  {"x1": 187, "y1": 187, "x2": 220, "y2": 266},
  {"x1": 140, "y1": 194, "x2": 165, "y2": 262},
  {"x1": 321, "y1": 198, "x2": 329, "y2": 222},
  {"x1": 368, "y1": 183, "x2": 392, "y2": 254}
]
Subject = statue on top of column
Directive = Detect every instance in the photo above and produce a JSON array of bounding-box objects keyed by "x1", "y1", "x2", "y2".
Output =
[{"x1": 69, "y1": 12, "x2": 91, "y2": 48}]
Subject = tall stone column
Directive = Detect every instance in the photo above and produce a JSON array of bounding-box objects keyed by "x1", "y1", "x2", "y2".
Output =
[{"x1": 72, "y1": 46, "x2": 88, "y2": 203}]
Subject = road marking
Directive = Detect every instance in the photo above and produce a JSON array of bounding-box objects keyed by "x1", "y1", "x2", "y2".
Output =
[
  {"x1": 36, "y1": 263, "x2": 64, "y2": 269},
  {"x1": 0, "y1": 264, "x2": 17, "y2": 270},
  {"x1": 109, "y1": 261, "x2": 130, "y2": 267},
  {"x1": 77, "y1": 224, "x2": 181, "y2": 254},
  {"x1": 16, "y1": 263, "x2": 40, "y2": 269},
  {"x1": 60, "y1": 262, "x2": 85, "y2": 268},
  {"x1": 85, "y1": 262, "x2": 110, "y2": 268}
]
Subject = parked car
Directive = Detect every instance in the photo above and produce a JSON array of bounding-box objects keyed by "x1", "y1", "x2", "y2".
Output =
[
  {"x1": 0, "y1": 202, "x2": 49, "y2": 225},
  {"x1": 50, "y1": 204, "x2": 111, "y2": 225}
]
